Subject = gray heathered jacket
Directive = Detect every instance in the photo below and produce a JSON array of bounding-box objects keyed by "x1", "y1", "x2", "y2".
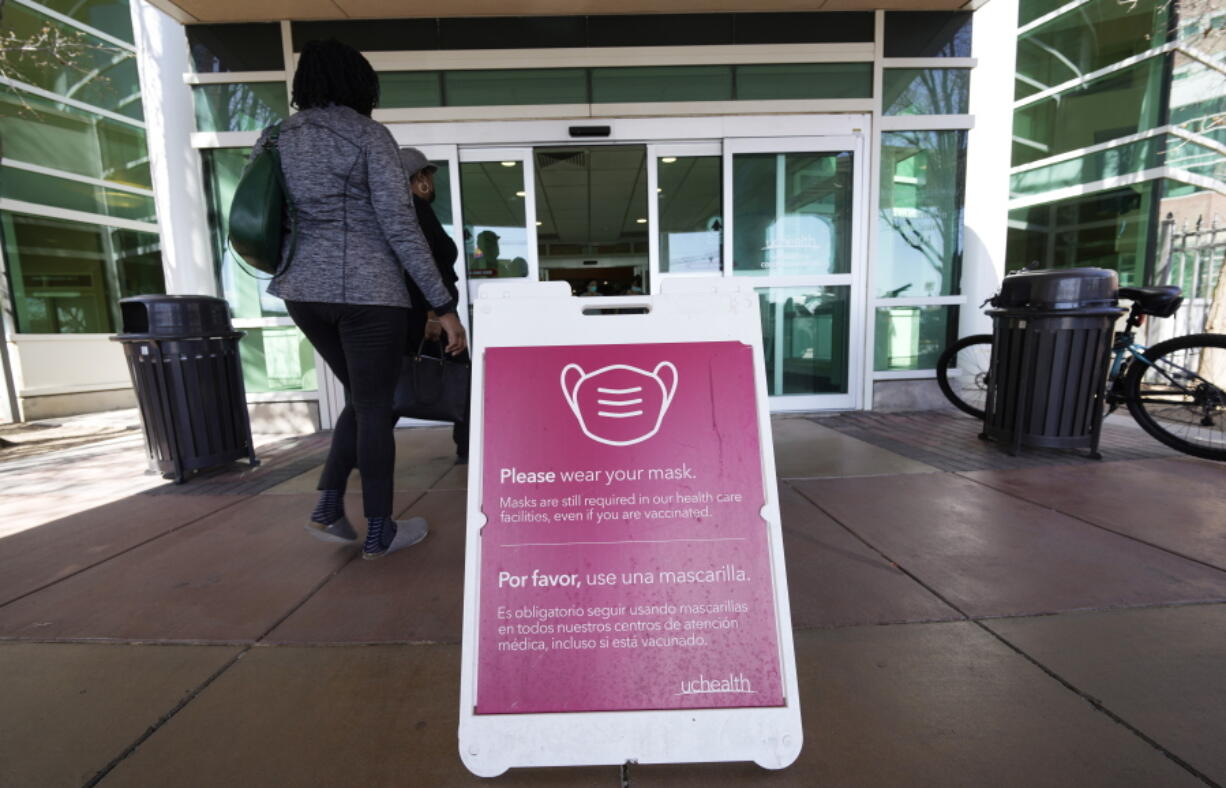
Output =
[{"x1": 253, "y1": 105, "x2": 455, "y2": 314}]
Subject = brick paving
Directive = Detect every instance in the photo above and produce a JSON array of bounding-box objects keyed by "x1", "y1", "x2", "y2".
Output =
[{"x1": 812, "y1": 410, "x2": 1178, "y2": 472}]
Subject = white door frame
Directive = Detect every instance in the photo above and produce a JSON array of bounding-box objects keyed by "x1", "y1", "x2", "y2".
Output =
[{"x1": 455, "y1": 147, "x2": 540, "y2": 304}]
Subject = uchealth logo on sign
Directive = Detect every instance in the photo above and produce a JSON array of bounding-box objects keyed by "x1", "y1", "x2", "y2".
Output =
[{"x1": 561, "y1": 361, "x2": 678, "y2": 446}]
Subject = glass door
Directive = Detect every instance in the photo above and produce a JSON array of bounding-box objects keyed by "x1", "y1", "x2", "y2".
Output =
[
  {"x1": 724, "y1": 136, "x2": 866, "y2": 410},
  {"x1": 456, "y1": 147, "x2": 538, "y2": 305}
]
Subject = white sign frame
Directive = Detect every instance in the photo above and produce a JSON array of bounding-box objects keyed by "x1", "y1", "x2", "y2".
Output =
[{"x1": 458, "y1": 279, "x2": 802, "y2": 777}]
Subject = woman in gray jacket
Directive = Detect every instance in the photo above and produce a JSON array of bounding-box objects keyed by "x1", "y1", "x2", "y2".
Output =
[{"x1": 253, "y1": 39, "x2": 466, "y2": 559}]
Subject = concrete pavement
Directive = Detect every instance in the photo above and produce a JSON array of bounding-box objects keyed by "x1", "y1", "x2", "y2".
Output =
[{"x1": 1, "y1": 414, "x2": 1224, "y2": 787}]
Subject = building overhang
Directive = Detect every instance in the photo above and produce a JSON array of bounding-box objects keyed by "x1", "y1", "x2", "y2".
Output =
[{"x1": 144, "y1": 0, "x2": 987, "y2": 25}]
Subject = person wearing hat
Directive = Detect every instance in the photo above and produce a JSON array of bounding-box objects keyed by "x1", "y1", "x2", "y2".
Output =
[{"x1": 399, "y1": 147, "x2": 470, "y2": 462}]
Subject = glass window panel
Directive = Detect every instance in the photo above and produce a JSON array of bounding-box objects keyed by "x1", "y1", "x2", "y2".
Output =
[
  {"x1": 0, "y1": 166, "x2": 157, "y2": 223},
  {"x1": 534, "y1": 146, "x2": 648, "y2": 295},
  {"x1": 1019, "y1": 0, "x2": 1077, "y2": 27},
  {"x1": 874, "y1": 305, "x2": 960, "y2": 371},
  {"x1": 658, "y1": 156, "x2": 722, "y2": 274},
  {"x1": 735, "y1": 63, "x2": 872, "y2": 100},
  {"x1": 187, "y1": 23, "x2": 284, "y2": 72},
  {"x1": 884, "y1": 12, "x2": 973, "y2": 57},
  {"x1": 292, "y1": 20, "x2": 437, "y2": 52},
  {"x1": 1009, "y1": 137, "x2": 1164, "y2": 198},
  {"x1": 444, "y1": 69, "x2": 586, "y2": 106},
  {"x1": 1005, "y1": 183, "x2": 1155, "y2": 286},
  {"x1": 460, "y1": 160, "x2": 530, "y2": 279},
  {"x1": 878, "y1": 131, "x2": 967, "y2": 298},
  {"x1": 192, "y1": 83, "x2": 288, "y2": 133},
  {"x1": 1170, "y1": 51, "x2": 1226, "y2": 147},
  {"x1": 0, "y1": 89, "x2": 150, "y2": 188},
  {"x1": 439, "y1": 17, "x2": 587, "y2": 50},
  {"x1": 112, "y1": 229, "x2": 166, "y2": 300},
  {"x1": 1012, "y1": 58, "x2": 1166, "y2": 167},
  {"x1": 882, "y1": 69, "x2": 970, "y2": 115},
  {"x1": 4, "y1": 3, "x2": 143, "y2": 120},
  {"x1": 758, "y1": 286, "x2": 851, "y2": 395},
  {"x1": 201, "y1": 148, "x2": 317, "y2": 391},
  {"x1": 733, "y1": 12, "x2": 874, "y2": 44},
  {"x1": 380, "y1": 72, "x2": 443, "y2": 108},
  {"x1": 432, "y1": 161, "x2": 453, "y2": 227},
  {"x1": 37, "y1": 0, "x2": 133, "y2": 42},
  {"x1": 733, "y1": 151, "x2": 853, "y2": 276},
  {"x1": 201, "y1": 148, "x2": 289, "y2": 319},
  {"x1": 1016, "y1": 0, "x2": 1168, "y2": 101},
  {"x1": 588, "y1": 14, "x2": 735, "y2": 46},
  {"x1": 236, "y1": 327, "x2": 318, "y2": 394},
  {"x1": 592, "y1": 66, "x2": 732, "y2": 104},
  {"x1": 0, "y1": 211, "x2": 163, "y2": 334}
]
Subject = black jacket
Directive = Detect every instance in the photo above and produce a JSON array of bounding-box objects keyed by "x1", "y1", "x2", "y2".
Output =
[{"x1": 405, "y1": 194, "x2": 459, "y2": 312}]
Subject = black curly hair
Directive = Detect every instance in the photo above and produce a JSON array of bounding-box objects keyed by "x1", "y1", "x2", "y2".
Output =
[{"x1": 291, "y1": 39, "x2": 380, "y2": 116}]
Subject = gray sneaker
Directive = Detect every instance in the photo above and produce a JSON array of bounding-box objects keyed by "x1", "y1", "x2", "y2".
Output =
[
  {"x1": 305, "y1": 516, "x2": 358, "y2": 544},
  {"x1": 362, "y1": 517, "x2": 429, "y2": 560}
]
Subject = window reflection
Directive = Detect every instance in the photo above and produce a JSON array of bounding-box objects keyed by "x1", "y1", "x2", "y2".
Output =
[
  {"x1": 658, "y1": 155, "x2": 721, "y2": 274},
  {"x1": 460, "y1": 161, "x2": 530, "y2": 280},
  {"x1": 733, "y1": 152, "x2": 853, "y2": 276},
  {"x1": 758, "y1": 287, "x2": 851, "y2": 395}
]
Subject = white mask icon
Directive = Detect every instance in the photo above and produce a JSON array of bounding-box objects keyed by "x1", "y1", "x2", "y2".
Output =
[{"x1": 561, "y1": 362, "x2": 678, "y2": 447}]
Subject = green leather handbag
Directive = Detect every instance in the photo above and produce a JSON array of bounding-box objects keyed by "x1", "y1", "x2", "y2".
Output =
[{"x1": 227, "y1": 123, "x2": 297, "y2": 276}]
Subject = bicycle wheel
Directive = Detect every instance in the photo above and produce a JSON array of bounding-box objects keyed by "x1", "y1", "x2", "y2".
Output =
[
  {"x1": 1124, "y1": 332, "x2": 1226, "y2": 461},
  {"x1": 936, "y1": 334, "x2": 993, "y2": 419}
]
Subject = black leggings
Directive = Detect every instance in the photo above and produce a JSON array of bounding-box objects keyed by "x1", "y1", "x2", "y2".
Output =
[{"x1": 287, "y1": 301, "x2": 407, "y2": 518}]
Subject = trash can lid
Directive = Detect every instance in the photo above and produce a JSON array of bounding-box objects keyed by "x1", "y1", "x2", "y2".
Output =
[
  {"x1": 116, "y1": 294, "x2": 235, "y2": 338},
  {"x1": 993, "y1": 267, "x2": 1119, "y2": 311}
]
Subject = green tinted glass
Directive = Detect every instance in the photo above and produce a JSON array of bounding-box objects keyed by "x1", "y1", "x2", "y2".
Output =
[
  {"x1": 460, "y1": 160, "x2": 530, "y2": 279},
  {"x1": 3, "y1": 4, "x2": 142, "y2": 120},
  {"x1": 0, "y1": 211, "x2": 163, "y2": 334},
  {"x1": 201, "y1": 148, "x2": 315, "y2": 391},
  {"x1": 0, "y1": 89, "x2": 150, "y2": 187},
  {"x1": 0, "y1": 165, "x2": 156, "y2": 223},
  {"x1": 202, "y1": 147, "x2": 289, "y2": 319},
  {"x1": 1016, "y1": 0, "x2": 1168, "y2": 100},
  {"x1": 1010, "y1": 137, "x2": 1164, "y2": 197},
  {"x1": 445, "y1": 69, "x2": 586, "y2": 106},
  {"x1": 1005, "y1": 183, "x2": 1155, "y2": 286},
  {"x1": 658, "y1": 156, "x2": 722, "y2": 274},
  {"x1": 193, "y1": 83, "x2": 288, "y2": 133},
  {"x1": 1171, "y1": 51, "x2": 1226, "y2": 146},
  {"x1": 380, "y1": 72, "x2": 443, "y2": 108},
  {"x1": 758, "y1": 286, "x2": 851, "y2": 395},
  {"x1": 36, "y1": 0, "x2": 133, "y2": 41},
  {"x1": 878, "y1": 131, "x2": 966, "y2": 298},
  {"x1": 883, "y1": 69, "x2": 970, "y2": 115},
  {"x1": 736, "y1": 63, "x2": 872, "y2": 100},
  {"x1": 592, "y1": 66, "x2": 732, "y2": 103},
  {"x1": 733, "y1": 151, "x2": 853, "y2": 276},
  {"x1": 1012, "y1": 57, "x2": 1165, "y2": 167},
  {"x1": 236, "y1": 327, "x2": 318, "y2": 393},
  {"x1": 874, "y1": 305, "x2": 959, "y2": 371}
]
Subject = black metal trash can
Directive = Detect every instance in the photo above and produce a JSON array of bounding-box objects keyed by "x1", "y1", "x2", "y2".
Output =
[
  {"x1": 111, "y1": 295, "x2": 258, "y2": 482},
  {"x1": 982, "y1": 268, "x2": 1126, "y2": 457}
]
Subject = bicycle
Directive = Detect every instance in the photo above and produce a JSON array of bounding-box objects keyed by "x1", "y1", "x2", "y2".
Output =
[{"x1": 935, "y1": 285, "x2": 1226, "y2": 461}]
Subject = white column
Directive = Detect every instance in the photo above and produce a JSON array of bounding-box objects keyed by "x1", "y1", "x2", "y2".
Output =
[
  {"x1": 962, "y1": 0, "x2": 1019, "y2": 337},
  {"x1": 131, "y1": 0, "x2": 218, "y2": 297}
]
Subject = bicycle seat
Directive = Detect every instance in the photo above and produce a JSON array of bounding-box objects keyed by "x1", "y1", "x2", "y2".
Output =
[{"x1": 1118, "y1": 286, "x2": 1183, "y2": 317}]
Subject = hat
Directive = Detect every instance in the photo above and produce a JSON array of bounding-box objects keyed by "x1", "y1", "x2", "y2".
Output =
[{"x1": 398, "y1": 147, "x2": 438, "y2": 177}]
